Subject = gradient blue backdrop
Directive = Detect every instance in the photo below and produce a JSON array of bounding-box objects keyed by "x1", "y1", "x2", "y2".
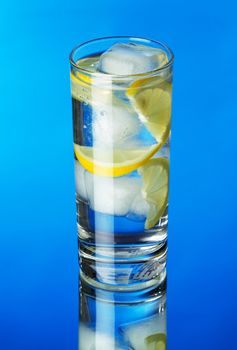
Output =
[{"x1": 1, "y1": 0, "x2": 237, "y2": 349}]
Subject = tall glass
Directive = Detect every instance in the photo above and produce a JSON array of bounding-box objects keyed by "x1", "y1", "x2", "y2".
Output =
[{"x1": 69, "y1": 37, "x2": 174, "y2": 349}]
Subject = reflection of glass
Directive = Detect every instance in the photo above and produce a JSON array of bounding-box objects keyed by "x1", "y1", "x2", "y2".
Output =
[
  {"x1": 79, "y1": 276, "x2": 166, "y2": 350},
  {"x1": 69, "y1": 36, "x2": 174, "y2": 349},
  {"x1": 146, "y1": 334, "x2": 166, "y2": 350}
]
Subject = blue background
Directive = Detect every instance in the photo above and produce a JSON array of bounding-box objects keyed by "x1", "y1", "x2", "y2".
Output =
[{"x1": 1, "y1": 0, "x2": 237, "y2": 349}]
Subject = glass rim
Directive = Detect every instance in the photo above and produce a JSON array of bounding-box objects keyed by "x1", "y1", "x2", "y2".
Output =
[{"x1": 69, "y1": 36, "x2": 174, "y2": 80}]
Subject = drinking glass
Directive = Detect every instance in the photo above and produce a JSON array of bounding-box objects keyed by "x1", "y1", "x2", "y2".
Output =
[{"x1": 69, "y1": 36, "x2": 174, "y2": 349}]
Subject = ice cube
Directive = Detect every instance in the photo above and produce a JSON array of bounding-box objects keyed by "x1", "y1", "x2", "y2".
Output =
[
  {"x1": 92, "y1": 103, "x2": 141, "y2": 148},
  {"x1": 130, "y1": 192, "x2": 149, "y2": 217},
  {"x1": 75, "y1": 162, "x2": 148, "y2": 217},
  {"x1": 97, "y1": 43, "x2": 168, "y2": 75},
  {"x1": 86, "y1": 172, "x2": 143, "y2": 216}
]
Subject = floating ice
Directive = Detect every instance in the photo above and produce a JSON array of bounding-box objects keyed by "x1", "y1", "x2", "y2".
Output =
[
  {"x1": 98, "y1": 43, "x2": 168, "y2": 75},
  {"x1": 92, "y1": 102, "x2": 142, "y2": 148},
  {"x1": 75, "y1": 161, "x2": 148, "y2": 217}
]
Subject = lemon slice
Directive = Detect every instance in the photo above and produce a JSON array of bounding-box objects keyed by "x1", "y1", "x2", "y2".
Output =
[
  {"x1": 127, "y1": 77, "x2": 172, "y2": 145},
  {"x1": 74, "y1": 143, "x2": 161, "y2": 177},
  {"x1": 139, "y1": 158, "x2": 169, "y2": 229}
]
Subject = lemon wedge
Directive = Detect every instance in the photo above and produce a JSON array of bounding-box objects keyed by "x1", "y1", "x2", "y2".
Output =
[
  {"x1": 127, "y1": 77, "x2": 172, "y2": 145},
  {"x1": 139, "y1": 158, "x2": 169, "y2": 229},
  {"x1": 74, "y1": 143, "x2": 161, "y2": 177}
]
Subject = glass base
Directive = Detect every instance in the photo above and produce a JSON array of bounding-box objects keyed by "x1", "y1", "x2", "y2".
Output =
[{"x1": 79, "y1": 242, "x2": 167, "y2": 291}]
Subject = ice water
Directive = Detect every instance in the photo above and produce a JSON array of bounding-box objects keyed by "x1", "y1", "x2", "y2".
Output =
[{"x1": 70, "y1": 37, "x2": 173, "y2": 350}]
